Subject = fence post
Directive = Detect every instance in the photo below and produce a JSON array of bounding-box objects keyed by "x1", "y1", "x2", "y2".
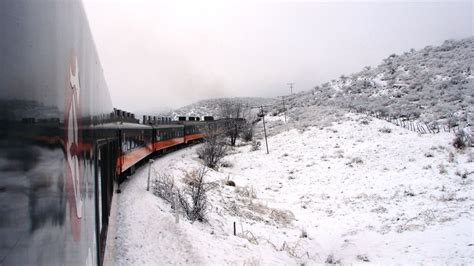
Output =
[
  {"x1": 147, "y1": 159, "x2": 155, "y2": 191},
  {"x1": 425, "y1": 123, "x2": 432, "y2": 134}
]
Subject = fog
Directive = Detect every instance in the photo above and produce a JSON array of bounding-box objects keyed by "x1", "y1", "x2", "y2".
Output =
[{"x1": 83, "y1": 0, "x2": 473, "y2": 113}]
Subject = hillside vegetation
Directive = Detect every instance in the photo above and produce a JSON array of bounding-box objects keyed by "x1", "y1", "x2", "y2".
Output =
[
  {"x1": 164, "y1": 97, "x2": 275, "y2": 119},
  {"x1": 274, "y1": 38, "x2": 473, "y2": 129}
]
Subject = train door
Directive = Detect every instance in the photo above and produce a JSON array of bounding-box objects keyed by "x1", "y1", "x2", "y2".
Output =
[{"x1": 95, "y1": 139, "x2": 118, "y2": 265}]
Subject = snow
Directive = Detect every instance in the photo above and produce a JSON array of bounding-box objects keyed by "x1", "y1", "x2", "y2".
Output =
[{"x1": 111, "y1": 113, "x2": 473, "y2": 265}]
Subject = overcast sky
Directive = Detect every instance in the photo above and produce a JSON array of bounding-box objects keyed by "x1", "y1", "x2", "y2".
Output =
[{"x1": 83, "y1": 0, "x2": 473, "y2": 113}]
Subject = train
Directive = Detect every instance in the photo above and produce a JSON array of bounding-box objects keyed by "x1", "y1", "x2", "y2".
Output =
[{"x1": 0, "y1": 1, "x2": 225, "y2": 265}]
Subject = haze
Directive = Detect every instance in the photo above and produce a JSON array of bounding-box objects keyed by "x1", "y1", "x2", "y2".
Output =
[{"x1": 83, "y1": 0, "x2": 473, "y2": 113}]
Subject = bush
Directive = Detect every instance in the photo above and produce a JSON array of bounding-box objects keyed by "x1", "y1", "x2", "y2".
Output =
[
  {"x1": 225, "y1": 180, "x2": 236, "y2": 186},
  {"x1": 241, "y1": 122, "x2": 254, "y2": 142},
  {"x1": 299, "y1": 228, "x2": 308, "y2": 238},
  {"x1": 197, "y1": 129, "x2": 227, "y2": 169},
  {"x1": 438, "y1": 164, "x2": 447, "y2": 174},
  {"x1": 153, "y1": 168, "x2": 216, "y2": 222},
  {"x1": 453, "y1": 129, "x2": 472, "y2": 150},
  {"x1": 153, "y1": 173, "x2": 176, "y2": 205},
  {"x1": 251, "y1": 140, "x2": 261, "y2": 151},
  {"x1": 379, "y1": 127, "x2": 392, "y2": 133},
  {"x1": 351, "y1": 157, "x2": 364, "y2": 164},
  {"x1": 177, "y1": 167, "x2": 217, "y2": 222}
]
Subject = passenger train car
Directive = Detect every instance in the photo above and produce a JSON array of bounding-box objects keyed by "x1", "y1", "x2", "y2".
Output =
[{"x1": 0, "y1": 1, "x2": 219, "y2": 265}]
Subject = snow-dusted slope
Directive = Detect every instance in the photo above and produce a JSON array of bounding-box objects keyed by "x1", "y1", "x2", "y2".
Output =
[
  {"x1": 112, "y1": 113, "x2": 473, "y2": 265},
  {"x1": 162, "y1": 97, "x2": 275, "y2": 119},
  {"x1": 274, "y1": 37, "x2": 473, "y2": 128}
]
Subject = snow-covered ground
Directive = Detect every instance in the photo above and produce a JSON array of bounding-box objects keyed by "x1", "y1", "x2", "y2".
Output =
[{"x1": 111, "y1": 113, "x2": 473, "y2": 265}]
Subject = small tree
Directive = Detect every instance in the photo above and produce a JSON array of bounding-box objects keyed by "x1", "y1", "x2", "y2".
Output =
[
  {"x1": 177, "y1": 167, "x2": 216, "y2": 222},
  {"x1": 219, "y1": 100, "x2": 249, "y2": 146},
  {"x1": 197, "y1": 123, "x2": 227, "y2": 169}
]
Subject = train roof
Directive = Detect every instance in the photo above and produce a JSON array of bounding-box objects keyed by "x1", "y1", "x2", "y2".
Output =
[
  {"x1": 93, "y1": 122, "x2": 152, "y2": 130},
  {"x1": 178, "y1": 120, "x2": 212, "y2": 125},
  {"x1": 151, "y1": 124, "x2": 184, "y2": 129}
]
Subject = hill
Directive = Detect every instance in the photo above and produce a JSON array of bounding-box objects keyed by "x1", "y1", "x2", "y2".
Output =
[
  {"x1": 271, "y1": 37, "x2": 473, "y2": 130},
  {"x1": 162, "y1": 97, "x2": 275, "y2": 119}
]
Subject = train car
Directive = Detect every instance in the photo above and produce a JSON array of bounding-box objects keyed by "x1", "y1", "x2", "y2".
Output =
[
  {"x1": 0, "y1": 1, "x2": 115, "y2": 265},
  {"x1": 181, "y1": 120, "x2": 209, "y2": 143},
  {"x1": 117, "y1": 122, "x2": 153, "y2": 176},
  {"x1": 152, "y1": 124, "x2": 185, "y2": 152}
]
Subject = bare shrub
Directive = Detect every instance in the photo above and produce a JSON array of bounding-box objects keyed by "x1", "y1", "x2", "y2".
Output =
[
  {"x1": 404, "y1": 188, "x2": 415, "y2": 197},
  {"x1": 241, "y1": 121, "x2": 254, "y2": 142},
  {"x1": 424, "y1": 152, "x2": 434, "y2": 158},
  {"x1": 438, "y1": 163, "x2": 447, "y2": 174},
  {"x1": 177, "y1": 167, "x2": 217, "y2": 222},
  {"x1": 438, "y1": 192, "x2": 457, "y2": 202},
  {"x1": 240, "y1": 229, "x2": 259, "y2": 245},
  {"x1": 197, "y1": 127, "x2": 227, "y2": 169},
  {"x1": 235, "y1": 185, "x2": 257, "y2": 199},
  {"x1": 462, "y1": 171, "x2": 473, "y2": 179},
  {"x1": 225, "y1": 176, "x2": 236, "y2": 186},
  {"x1": 357, "y1": 254, "x2": 370, "y2": 262},
  {"x1": 325, "y1": 254, "x2": 341, "y2": 264},
  {"x1": 448, "y1": 152, "x2": 455, "y2": 163},
  {"x1": 453, "y1": 129, "x2": 472, "y2": 150},
  {"x1": 300, "y1": 227, "x2": 308, "y2": 238},
  {"x1": 334, "y1": 149, "x2": 344, "y2": 158},
  {"x1": 261, "y1": 238, "x2": 309, "y2": 259},
  {"x1": 219, "y1": 101, "x2": 249, "y2": 146},
  {"x1": 225, "y1": 180, "x2": 235, "y2": 186},
  {"x1": 379, "y1": 127, "x2": 392, "y2": 133},
  {"x1": 351, "y1": 157, "x2": 364, "y2": 164},
  {"x1": 153, "y1": 172, "x2": 176, "y2": 205},
  {"x1": 250, "y1": 140, "x2": 261, "y2": 151},
  {"x1": 269, "y1": 209, "x2": 295, "y2": 226},
  {"x1": 182, "y1": 169, "x2": 201, "y2": 186}
]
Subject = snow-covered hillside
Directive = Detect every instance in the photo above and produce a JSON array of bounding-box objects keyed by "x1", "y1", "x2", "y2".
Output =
[
  {"x1": 110, "y1": 113, "x2": 473, "y2": 265},
  {"x1": 162, "y1": 97, "x2": 275, "y2": 119},
  {"x1": 273, "y1": 37, "x2": 473, "y2": 128}
]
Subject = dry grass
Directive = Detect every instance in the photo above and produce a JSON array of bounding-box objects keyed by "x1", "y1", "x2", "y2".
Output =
[{"x1": 235, "y1": 185, "x2": 257, "y2": 199}]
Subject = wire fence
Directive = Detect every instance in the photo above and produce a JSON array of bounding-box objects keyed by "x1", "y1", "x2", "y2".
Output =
[{"x1": 357, "y1": 110, "x2": 464, "y2": 134}]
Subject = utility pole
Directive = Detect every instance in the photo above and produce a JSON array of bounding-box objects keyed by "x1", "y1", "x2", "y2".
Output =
[
  {"x1": 260, "y1": 105, "x2": 269, "y2": 154},
  {"x1": 282, "y1": 96, "x2": 287, "y2": 124},
  {"x1": 287, "y1": 82, "x2": 295, "y2": 95}
]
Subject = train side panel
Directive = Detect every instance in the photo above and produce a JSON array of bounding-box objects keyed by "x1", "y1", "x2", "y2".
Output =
[
  {"x1": 0, "y1": 1, "x2": 113, "y2": 265},
  {"x1": 153, "y1": 125, "x2": 185, "y2": 151}
]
